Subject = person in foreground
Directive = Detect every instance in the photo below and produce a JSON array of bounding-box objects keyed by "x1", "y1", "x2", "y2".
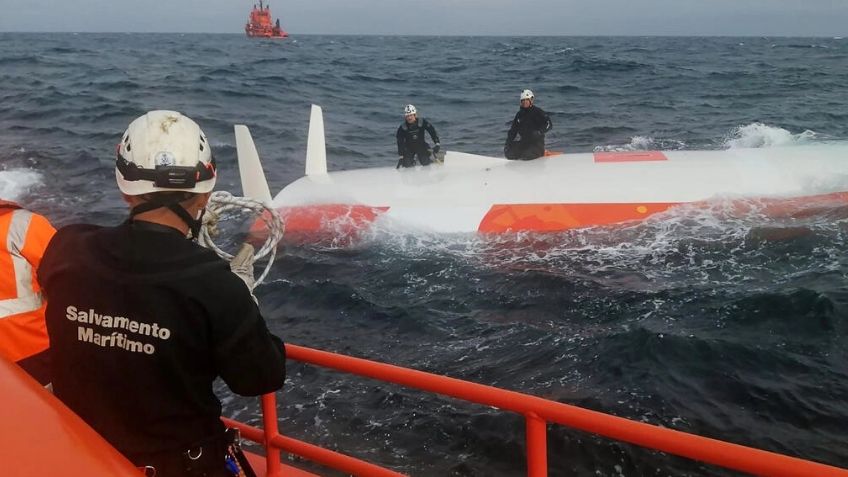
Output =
[
  {"x1": 38, "y1": 110, "x2": 286, "y2": 477},
  {"x1": 0, "y1": 200, "x2": 55, "y2": 385},
  {"x1": 504, "y1": 89, "x2": 552, "y2": 160},
  {"x1": 396, "y1": 104, "x2": 441, "y2": 168}
]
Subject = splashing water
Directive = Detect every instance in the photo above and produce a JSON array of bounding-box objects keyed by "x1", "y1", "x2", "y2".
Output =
[
  {"x1": 0, "y1": 169, "x2": 42, "y2": 201},
  {"x1": 724, "y1": 123, "x2": 818, "y2": 149},
  {"x1": 594, "y1": 135, "x2": 688, "y2": 152}
]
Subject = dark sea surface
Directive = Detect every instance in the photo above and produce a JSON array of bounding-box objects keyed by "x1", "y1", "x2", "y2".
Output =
[{"x1": 2, "y1": 33, "x2": 848, "y2": 476}]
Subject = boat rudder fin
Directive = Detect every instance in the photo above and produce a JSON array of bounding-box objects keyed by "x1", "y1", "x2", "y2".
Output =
[
  {"x1": 234, "y1": 124, "x2": 274, "y2": 205},
  {"x1": 306, "y1": 104, "x2": 328, "y2": 176}
]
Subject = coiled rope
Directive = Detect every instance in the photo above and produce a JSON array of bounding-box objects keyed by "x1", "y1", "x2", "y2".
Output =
[{"x1": 198, "y1": 191, "x2": 285, "y2": 289}]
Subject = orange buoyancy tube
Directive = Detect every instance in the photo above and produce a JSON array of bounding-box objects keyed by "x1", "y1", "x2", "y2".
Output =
[
  {"x1": 0, "y1": 354, "x2": 141, "y2": 476},
  {"x1": 0, "y1": 202, "x2": 56, "y2": 363}
]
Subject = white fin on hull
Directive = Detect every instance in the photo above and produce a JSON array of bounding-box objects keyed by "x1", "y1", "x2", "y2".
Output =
[
  {"x1": 306, "y1": 104, "x2": 328, "y2": 176},
  {"x1": 234, "y1": 124, "x2": 273, "y2": 205}
]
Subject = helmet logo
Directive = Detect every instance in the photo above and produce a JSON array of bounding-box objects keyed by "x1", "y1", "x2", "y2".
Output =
[{"x1": 154, "y1": 151, "x2": 176, "y2": 166}]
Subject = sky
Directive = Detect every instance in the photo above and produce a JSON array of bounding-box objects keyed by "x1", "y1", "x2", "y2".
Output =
[{"x1": 0, "y1": 0, "x2": 846, "y2": 36}]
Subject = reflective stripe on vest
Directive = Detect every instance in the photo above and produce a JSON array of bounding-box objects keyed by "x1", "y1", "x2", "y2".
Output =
[{"x1": 0, "y1": 210, "x2": 43, "y2": 318}]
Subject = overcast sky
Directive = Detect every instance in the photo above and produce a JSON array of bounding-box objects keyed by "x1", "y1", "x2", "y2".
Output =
[{"x1": 1, "y1": 0, "x2": 846, "y2": 36}]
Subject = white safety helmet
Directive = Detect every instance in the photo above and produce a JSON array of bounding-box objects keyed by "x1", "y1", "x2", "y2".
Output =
[
  {"x1": 404, "y1": 104, "x2": 417, "y2": 116},
  {"x1": 520, "y1": 89, "x2": 534, "y2": 101},
  {"x1": 116, "y1": 110, "x2": 216, "y2": 196}
]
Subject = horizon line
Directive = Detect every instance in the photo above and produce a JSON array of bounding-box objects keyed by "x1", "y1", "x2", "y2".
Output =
[{"x1": 0, "y1": 31, "x2": 844, "y2": 39}]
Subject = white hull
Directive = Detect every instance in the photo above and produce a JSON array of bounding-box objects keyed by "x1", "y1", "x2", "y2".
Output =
[{"x1": 237, "y1": 106, "x2": 848, "y2": 236}]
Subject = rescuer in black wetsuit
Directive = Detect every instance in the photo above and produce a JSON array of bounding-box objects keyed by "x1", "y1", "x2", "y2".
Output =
[
  {"x1": 396, "y1": 104, "x2": 441, "y2": 168},
  {"x1": 504, "y1": 89, "x2": 553, "y2": 160},
  {"x1": 38, "y1": 111, "x2": 285, "y2": 477}
]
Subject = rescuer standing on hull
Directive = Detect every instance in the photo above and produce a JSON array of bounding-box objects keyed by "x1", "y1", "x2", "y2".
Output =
[
  {"x1": 504, "y1": 89, "x2": 552, "y2": 160},
  {"x1": 38, "y1": 110, "x2": 286, "y2": 477},
  {"x1": 396, "y1": 104, "x2": 441, "y2": 168},
  {"x1": 0, "y1": 200, "x2": 55, "y2": 385}
]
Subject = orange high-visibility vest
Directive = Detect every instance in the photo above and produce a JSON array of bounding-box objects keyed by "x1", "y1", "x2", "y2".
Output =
[{"x1": 0, "y1": 201, "x2": 56, "y2": 363}]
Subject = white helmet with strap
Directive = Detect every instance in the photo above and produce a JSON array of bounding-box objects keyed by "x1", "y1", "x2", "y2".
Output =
[
  {"x1": 404, "y1": 104, "x2": 417, "y2": 116},
  {"x1": 116, "y1": 110, "x2": 216, "y2": 196},
  {"x1": 520, "y1": 89, "x2": 534, "y2": 101}
]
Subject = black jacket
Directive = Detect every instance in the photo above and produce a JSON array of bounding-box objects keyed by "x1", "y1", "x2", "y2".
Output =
[
  {"x1": 397, "y1": 118, "x2": 440, "y2": 156},
  {"x1": 38, "y1": 221, "x2": 286, "y2": 461},
  {"x1": 506, "y1": 105, "x2": 552, "y2": 144}
]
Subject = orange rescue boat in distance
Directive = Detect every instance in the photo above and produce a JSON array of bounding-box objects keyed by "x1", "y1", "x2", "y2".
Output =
[{"x1": 245, "y1": 0, "x2": 288, "y2": 39}]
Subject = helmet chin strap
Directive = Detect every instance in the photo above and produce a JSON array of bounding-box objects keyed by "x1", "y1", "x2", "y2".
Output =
[{"x1": 129, "y1": 196, "x2": 204, "y2": 239}]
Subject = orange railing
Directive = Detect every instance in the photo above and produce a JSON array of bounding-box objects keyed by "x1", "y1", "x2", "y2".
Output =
[{"x1": 226, "y1": 344, "x2": 848, "y2": 477}]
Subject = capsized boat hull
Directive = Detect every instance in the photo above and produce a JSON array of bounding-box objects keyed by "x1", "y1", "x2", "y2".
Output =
[{"x1": 270, "y1": 145, "x2": 848, "y2": 235}]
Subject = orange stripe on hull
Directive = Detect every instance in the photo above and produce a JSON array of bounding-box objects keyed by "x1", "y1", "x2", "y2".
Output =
[
  {"x1": 245, "y1": 192, "x2": 848, "y2": 240},
  {"x1": 478, "y1": 192, "x2": 848, "y2": 234},
  {"x1": 250, "y1": 205, "x2": 389, "y2": 243},
  {"x1": 280, "y1": 205, "x2": 388, "y2": 233},
  {"x1": 478, "y1": 203, "x2": 678, "y2": 233}
]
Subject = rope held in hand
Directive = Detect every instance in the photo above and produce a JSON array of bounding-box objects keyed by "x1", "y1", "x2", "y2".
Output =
[{"x1": 198, "y1": 191, "x2": 285, "y2": 289}]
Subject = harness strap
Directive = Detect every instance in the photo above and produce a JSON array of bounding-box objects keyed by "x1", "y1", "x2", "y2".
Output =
[
  {"x1": 129, "y1": 196, "x2": 204, "y2": 239},
  {"x1": 135, "y1": 428, "x2": 256, "y2": 477}
]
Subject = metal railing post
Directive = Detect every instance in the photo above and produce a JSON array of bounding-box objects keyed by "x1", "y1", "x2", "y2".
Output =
[
  {"x1": 526, "y1": 412, "x2": 547, "y2": 477},
  {"x1": 261, "y1": 392, "x2": 283, "y2": 477}
]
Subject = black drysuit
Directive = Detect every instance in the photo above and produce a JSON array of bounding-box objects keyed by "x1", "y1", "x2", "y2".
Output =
[
  {"x1": 396, "y1": 118, "x2": 440, "y2": 167},
  {"x1": 505, "y1": 105, "x2": 552, "y2": 160},
  {"x1": 38, "y1": 220, "x2": 286, "y2": 476}
]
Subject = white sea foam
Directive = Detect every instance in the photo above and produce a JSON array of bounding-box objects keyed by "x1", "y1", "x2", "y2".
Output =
[
  {"x1": 595, "y1": 123, "x2": 822, "y2": 153},
  {"x1": 594, "y1": 136, "x2": 686, "y2": 152},
  {"x1": 343, "y1": 194, "x2": 848, "y2": 297},
  {"x1": 0, "y1": 169, "x2": 42, "y2": 201},
  {"x1": 724, "y1": 123, "x2": 817, "y2": 149}
]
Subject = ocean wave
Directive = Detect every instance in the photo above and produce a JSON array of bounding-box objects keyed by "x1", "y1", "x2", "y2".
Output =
[
  {"x1": 344, "y1": 73, "x2": 406, "y2": 84},
  {"x1": 0, "y1": 55, "x2": 43, "y2": 66},
  {"x1": 0, "y1": 168, "x2": 43, "y2": 201},
  {"x1": 771, "y1": 44, "x2": 831, "y2": 49},
  {"x1": 594, "y1": 136, "x2": 687, "y2": 152},
  {"x1": 724, "y1": 123, "x2": 818, "y2": 149},
  {"x1": 554, "y1": 84, "x2": 581, "y2": 93},
  {"x1": 92, "y1": 79, "x2": 141, "y2": 91},
  {"x1": 570, "y1": 56, "x2": 653, "y2": 72},
  {"x1": 45, "y1": 46, "x2": 83, "y2": 54},
  {"x1": 577, "y1": 125, "x2": 640, "y2": 136}
]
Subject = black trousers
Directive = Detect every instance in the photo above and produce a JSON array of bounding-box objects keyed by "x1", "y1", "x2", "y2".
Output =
[
  {"x1": 17, "y1": 349, "x2": 51, "y2": 385},
  {"x1": 400, "y1": 147, "x2": 432, "y2": 167},
  {"x1": 505, "y1": 133, "x2": 545, "y2": 161}
]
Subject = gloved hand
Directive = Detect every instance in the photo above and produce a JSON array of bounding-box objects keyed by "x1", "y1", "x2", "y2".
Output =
[
  {"x1": 230, "y1": 243, "x2": 256, "y2": 292},
  {"x1": 503, "y1": 144, "x2": 510, "y2": 156},
  {"x1": 433, "y1": 143, "x2": 441, "y2": 154}
]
